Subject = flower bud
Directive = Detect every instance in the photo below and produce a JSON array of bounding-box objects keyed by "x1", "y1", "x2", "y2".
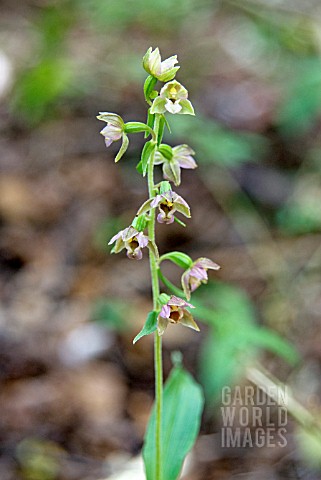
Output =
[{"x1": 143, "y1": 47, "x2": 180, "y2": 82}]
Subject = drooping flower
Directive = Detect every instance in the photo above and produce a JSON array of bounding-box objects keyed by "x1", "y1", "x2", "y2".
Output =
[
  {"x1": 143, "y1": 47, "x2": 180, "y2": 82},
  {"x1": 182, "y1": 258, "x2": 220, "y2": 300},
  {"x1": 137, "y1": 190, "x2": 191, "y2": 224},
  {"x1": 150, "y1": 80, "x2": 194, "y2": 115},
  {"x1": 97, "y1": 112, "x2": 129, "y2": 162},
  {"x1": 155, "y1": 144, "x2": 197, "y2": 186},
  {"x1": 157, "y1": 295, "x2": 199, "y2": 335},
  {"x1": 108, "y1": 226, "x2": 149, "y2": 260}
]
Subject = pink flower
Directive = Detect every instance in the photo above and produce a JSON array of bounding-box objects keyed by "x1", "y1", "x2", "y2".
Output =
[
  {"x1": 155, "y1": 144, "x2": 197, "y2": 186},
  {"x1": 182, "y1": 258, "x2": 220, "y2": 299},
  {"x1": 97, "y1": 112, "x2": 129, "y2": 162},
  {"x1": 108, "y1": 226, "x2": 149, "y2": 260},
  {"x1": 137, "y1": 190, "x2": 191, "y2": 225},
  {"x1": 157, "y1": 295, "x2": 199, "y2": 335}
]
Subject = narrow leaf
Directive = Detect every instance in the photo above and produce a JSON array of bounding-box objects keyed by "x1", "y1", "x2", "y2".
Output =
[
  {"x1": 136, "y1": 160, "x2": 143, "y2": 175},
  {"x1": 141, "y1": 140, "x2": 156, "y2": 176},
  {"x1": 143, "y1": 365, "x2": 204, "y2": 480},
  {"x1": 133, "y1": 310, "x2": 158, "y2": 344},
  {"x1": 163, "y1": 114, "x2": 171, "y2": 133},
  {"x1": 144, "y1": 75, "x2": 158, "y2": 105},
  {"x1": 145, "y1": 109, "x2": 155, "y2": 138},
  {"x1": 157, "y1": 115, "x2": 165, "y2": 145}
]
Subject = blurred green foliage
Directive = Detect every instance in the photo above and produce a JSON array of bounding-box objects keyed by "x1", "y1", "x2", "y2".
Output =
[
  {"x1": 91, "y1": 298, "x2": 129, "y2": 331},
  {"x1": 11, "y1": 2, "x2": 77, "y2": 125},
  {"x1": 16, "y1": 438, "x2": 62, "y2": 480},
  {"x1": 169, "y1": 115, "x2": 269, "y2": 166},
  {"x1": 195, "y1": 282, "x2": 299, "y2": 405}
]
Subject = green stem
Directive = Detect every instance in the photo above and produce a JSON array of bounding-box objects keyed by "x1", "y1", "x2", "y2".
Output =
[{"x1": 147, "y1": 114, "x2": 163, "y2": 480}]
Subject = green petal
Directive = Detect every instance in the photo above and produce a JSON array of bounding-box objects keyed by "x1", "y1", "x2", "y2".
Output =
[
  {"x1": 179, "y1": 99, "x2": 195, "y2": 115},
  {"x1": 150, "y1": 97, "x2": 166, "y2": 114},
  {"x1": 137, "y1": 198, "x2": 153, "y2": 215},
  {"x1": 175, "y1": 200, "x2": 191, "y2": 218},
  {"x1": 180, "y1": 310, "x2": 200, "y2": 331},
  {"x1": 163, "y1": 162, "x2": 176, "y2": 184},
  {"x1": 115, "y1": 133, "x2": 129, "y2": 162},
  {"x1": 157, "y1": 316, "x2": 169, "y2": 335},
  {"x1": 158, "y1": 67, "x2": 180, "y2": 82},
  {"x1": 170, "y1": 160, "x2": 181, "y2": 186},
  {"x1": 111, "y1": 237, "x2": 125, "y2": 254}
]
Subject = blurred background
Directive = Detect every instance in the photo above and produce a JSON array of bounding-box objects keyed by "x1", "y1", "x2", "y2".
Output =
[{"x1": 1, "y1": 0, "x2": 321, "y2": 479}]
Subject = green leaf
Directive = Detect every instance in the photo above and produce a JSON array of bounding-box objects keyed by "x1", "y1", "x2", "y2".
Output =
[
  {"x1": 170, "y1": 116, "x2": 267, "y2": 167},
  {"x1": 143, "y1": 365, "x2": 204, "y2": 480},
  {"x1": 158, "y1": 143, "x2": 173, "y2": 160},
  {"x1": 124, "y1": 121, "x2": 154, "y2": 137},
  {"x1": 136, "y1": 160, "x2": 143, "y2": 175},
  {"x1": 157, "y1": 115, "x2": 166, "y2": 145},
  {"x1": 159, "y1": 251, "x2": 193, "y2": 269},
  {"x1": 145, "y1": 109, "x2": 155, "y2": 138},
  {"x1": 246, "y1": 328, "x2": 299, "y2": 365},
  {"x1": 141, "y1": 140, "x2": 156, "y2": 176},
  {"x1": 144, "y1": 75, "x2": 158, "y2": 105},
  {"x1": 163, "y1": 114, "x2": 172, "y2": 133},
  {"x1": 132, "y1": 214, "x2": 148, "y2": 232},
  {"x1": 133, "y1": 310, "x2": 158, "y2": 344},
  {"x1": 159, "y1": 180, "x2": 171, "y2": 194},
  {"x1": 195, "y1": 282, "x2": 300, "y2": 404},
  {"x1": 11, "y1": 58, "x2": 73, "y2": 125}
]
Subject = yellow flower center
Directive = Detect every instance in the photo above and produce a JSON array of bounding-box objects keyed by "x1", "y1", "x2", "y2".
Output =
[{"x1": 169, "y1": 86, "x2": 178, "y2": 99}]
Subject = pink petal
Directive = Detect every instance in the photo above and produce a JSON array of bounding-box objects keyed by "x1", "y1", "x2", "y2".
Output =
[
  {"x1": 196, "y1": 258, "x2": 220, "y2": 270},
  {"x1": 168, "y1": 295, "x2": 194, "y2": 309}
]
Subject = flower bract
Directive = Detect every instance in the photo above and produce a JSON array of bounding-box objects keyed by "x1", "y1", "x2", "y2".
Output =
[{"x1": 157, "y1": 295, "x2": 199, "y2": 335}]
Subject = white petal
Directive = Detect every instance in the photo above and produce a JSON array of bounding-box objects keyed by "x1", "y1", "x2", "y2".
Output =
[{"x1": 165, "y1": 100, "x2": 182, "y2": 114}]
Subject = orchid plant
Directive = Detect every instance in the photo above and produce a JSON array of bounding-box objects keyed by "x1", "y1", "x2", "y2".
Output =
[{"x1": 98, "y1": 47, "x2": 220, "y2": 480}]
